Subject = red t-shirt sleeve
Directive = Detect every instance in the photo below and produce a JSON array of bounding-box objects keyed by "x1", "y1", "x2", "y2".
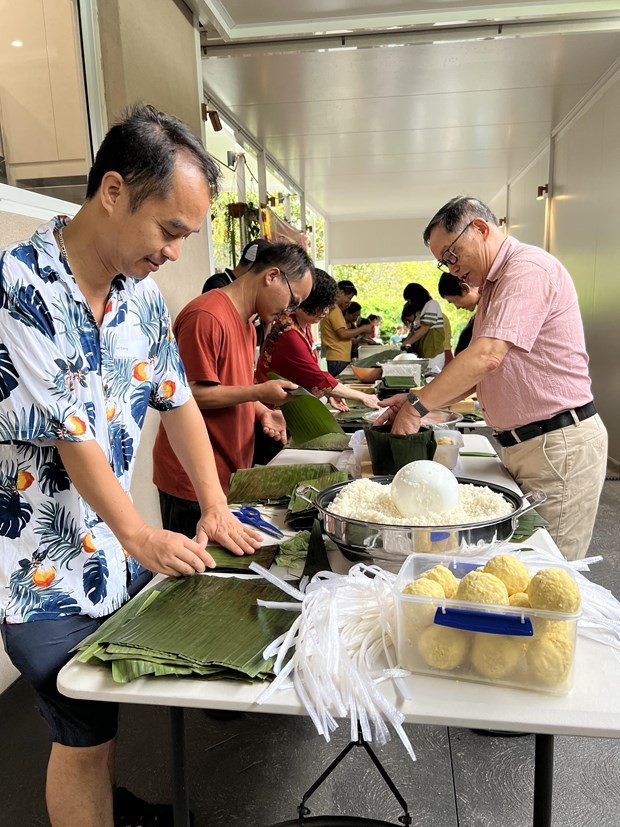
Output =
[
  {"x1": 175, "y1": 307, "x2": 223, "y2": 384},
  {"x1": 270, "y1": 329, "x2": 338, "y2": 393}
]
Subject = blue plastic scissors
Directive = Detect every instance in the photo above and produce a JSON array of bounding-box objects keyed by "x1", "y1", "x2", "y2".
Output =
[{"x1": 231, "y1": 505, "x2": 284, "y2": 538}]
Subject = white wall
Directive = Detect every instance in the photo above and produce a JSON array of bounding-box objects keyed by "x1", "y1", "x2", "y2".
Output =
[
  {"x1": 328, "y1": 217, "x2": 430, "y2": 264},
  {"x1": 550, "y1": 73, "x2": 620, "y2": 460},
  {"x1": 507, "y1": 150, "x2": 549, "y2": 249}
]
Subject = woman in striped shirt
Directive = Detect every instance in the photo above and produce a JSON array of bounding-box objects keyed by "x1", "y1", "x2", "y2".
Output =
[{"x1": 400, "y1": 282, "x2": 445, "y2": 360}]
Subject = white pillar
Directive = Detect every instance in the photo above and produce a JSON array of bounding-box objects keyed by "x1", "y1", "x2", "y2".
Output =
[
  {"x1": 235, "y1": 138, "x2": 248, "y2": 248},
  {"x1": 258, "y1": 149, "x2": 268, "y2": 207}
]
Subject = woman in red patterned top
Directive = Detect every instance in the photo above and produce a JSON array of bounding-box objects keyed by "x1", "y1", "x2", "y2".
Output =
[{"x1": 256, "y1": 269, "x2": 379, "y2": 410}]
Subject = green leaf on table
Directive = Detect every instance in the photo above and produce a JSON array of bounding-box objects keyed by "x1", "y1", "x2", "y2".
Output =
[
  {"x1": 76, "y1": 576, "x2": 296, "y2": 684},
  {"x1": 207, "y1": 544, "x2": 279, "y2": 573},
  {"x1": 227, "y1": 462, "x2": 337, "y2": 504},
  {"x1": 510, "y1": 510, "x2": 550, "y2": 543}
]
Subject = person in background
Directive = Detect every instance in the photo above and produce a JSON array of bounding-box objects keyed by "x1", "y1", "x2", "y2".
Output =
[
  {"x1": 320, "y1": 280, "x2": 374, "y2": 376},
  {"x1": 153, "y1": 243, "x2": 314, "y2": 536},
  {"x1": 442, "y1": 313, "x2": 454, "y2": 365},
  {"x1": 379, "y1": 195, "x2": 607, "y2": 560},
  {"x1": 390, "y1": 323, "x2": 406, "y2": 344},
  {"x1": 202, "y1": 237, "x2": 273, "y2": 292},
  {"x1": 400, "y1": 283, "x2": 445, "y2": 367},
  {"x1": 256, "y1": 269, "x2": 379, "y2": 411},
  {"x1": 345, "y1": 302, "x2": 375, "y2": 359},
  {"x1": 0, "y1": 104, "x2": 261, "y2": 827},
  {"x1": 438, "y1": 271, "x2": 481, "y2": 354},
  {"x1": 368, "y1": 313, "x2": 383, "y2": 342}
]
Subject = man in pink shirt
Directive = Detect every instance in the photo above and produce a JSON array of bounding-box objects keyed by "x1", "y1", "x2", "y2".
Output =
[{"x1": 379, "y1": 196, "x2": 607, "y2": 560}]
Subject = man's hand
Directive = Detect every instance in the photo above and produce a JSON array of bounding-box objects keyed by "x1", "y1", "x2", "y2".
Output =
[
  {"x1": 123, "y1": 524, "x2": 218, "y2": 577},
  {"x1": 196, "y1": 502, "x2": 262, "y2": 557},
  {"x1": 258, "y1": 408, "x2": 288, "y2": 443},
  {"x1": 257, "y1": 379, "x2": 298, "y2": 405},
  {"x1": 376, "y1": 394, "x2": 423, "y2": 433}
]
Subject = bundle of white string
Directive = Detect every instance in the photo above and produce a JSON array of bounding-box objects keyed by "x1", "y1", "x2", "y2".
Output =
[{"x1": 249, "y1": 561, "x2": 416, "y2": 761}]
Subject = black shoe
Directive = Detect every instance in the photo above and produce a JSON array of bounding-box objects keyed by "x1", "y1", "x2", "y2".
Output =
[{"x1": 114, "y1": 786, "x2": 194, "y2": 826}]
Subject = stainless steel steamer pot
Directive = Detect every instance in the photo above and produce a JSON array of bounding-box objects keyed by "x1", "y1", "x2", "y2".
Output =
[{"x1": 296, "y1": 477, "x2": 546, "y2": 569}]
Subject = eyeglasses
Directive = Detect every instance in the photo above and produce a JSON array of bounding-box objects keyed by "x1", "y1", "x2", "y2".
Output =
[
  {"x1": 436, "y1": 221, "x2": 473, "y2": 272},
  {"x1": 279, "y1": 269, "x2": 299, "y2": 312}
]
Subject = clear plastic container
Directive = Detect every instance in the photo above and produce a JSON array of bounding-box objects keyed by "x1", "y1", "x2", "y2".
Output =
[
  {"x1": 394, "y1": 553, "x2": 581, "y2": 695},
  {"x1": 432, "y1": 429, "x2": 464, "y2": 470},
  {"x1": 349, "y1": 429, "x2": 370, "y2": 467}
]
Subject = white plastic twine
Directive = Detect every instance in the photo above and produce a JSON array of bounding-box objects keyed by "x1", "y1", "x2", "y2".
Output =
[{"x1": 250, "y1": 561, "x2": 417, "y2": 762}]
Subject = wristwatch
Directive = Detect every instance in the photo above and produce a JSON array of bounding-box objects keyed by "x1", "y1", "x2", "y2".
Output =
[{"x1": 407, "y1": 391, "x2": 429, "y2": 417}]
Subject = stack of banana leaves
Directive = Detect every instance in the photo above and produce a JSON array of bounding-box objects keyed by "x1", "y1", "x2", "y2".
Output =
[
  {"x1": 75, "y1": 574, "x2": 296, "y2": 684},
  {"x1": 269, "y1": 372, "x2": 351, "y2": 450},
  {"x1": 227, "y1": 462, "x2": 338, "y2": 505}
]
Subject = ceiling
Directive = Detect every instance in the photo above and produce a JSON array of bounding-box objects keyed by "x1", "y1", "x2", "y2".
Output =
[{"x1": 196, "y1": 1, "x2": 620, "y2": 221}]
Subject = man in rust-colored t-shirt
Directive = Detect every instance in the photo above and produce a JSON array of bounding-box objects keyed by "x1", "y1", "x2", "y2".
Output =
[{"x1": 153, "y1": 243, "x2": 314, "y2": 538}]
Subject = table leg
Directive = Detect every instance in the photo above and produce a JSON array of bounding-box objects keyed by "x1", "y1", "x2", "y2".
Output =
[
  {"x1": 533, "y1": 733, "x2": 554, "y2": 827},
  {"x1": 170, "y1": 706, "x2": 190, "y2": 827}
]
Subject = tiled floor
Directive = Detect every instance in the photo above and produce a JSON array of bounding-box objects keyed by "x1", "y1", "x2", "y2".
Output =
[{"x1": 1, "y1": 480, "x2": 618, "y2": 826}]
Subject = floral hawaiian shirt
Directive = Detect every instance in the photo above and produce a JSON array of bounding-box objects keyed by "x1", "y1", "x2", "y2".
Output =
[{"x1": 0, "y1": 217, "x2": 191, "y2": 623}]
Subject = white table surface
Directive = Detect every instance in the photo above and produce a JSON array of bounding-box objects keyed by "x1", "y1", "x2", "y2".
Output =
[{"x1": 58, "y1": 435, "x2": 620, "y2": 740}]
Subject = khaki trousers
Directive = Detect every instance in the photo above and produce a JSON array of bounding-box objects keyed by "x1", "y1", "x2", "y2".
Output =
[{"x1": 501, "y1": 414, "x2": 607, "y2": 561}]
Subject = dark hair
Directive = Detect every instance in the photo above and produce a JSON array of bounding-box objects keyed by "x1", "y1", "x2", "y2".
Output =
[
  {"x1": 239, "y1": 238, "x2": 272, "y2": 265},
  {"x1": 337, "y1": 280, "x2": 357, "y2": 297},
  {"x1": 401, "y1": 303, "x2": 415, "y2": 324},
  {"x1": 423, "y1": 196, "x2": 498, "y2": 246},
  {"x1": 86, "y1": 103, "x2": 221, "y2": 211},
  {"x1": 438, "y1": 272, "x2": 466, "y2": 298},
  {"x1": 345, "y1": 301, "x2": 361, "y2": 316},
  {"x1": 359, "y1": 317, "x2": 370, "y2": 326},
  {"x1": 402, "y1": 283, "x2": 432, "y2": 313},
  {"x1": 299, "y1": 268, "x2": 338, "y2": 314},
  {"x1": 251, "y1": 242, "x2": 315, "y2": 284},
  {"x1": 368, "y1": 314, "x2": 381, "y2": 323}
]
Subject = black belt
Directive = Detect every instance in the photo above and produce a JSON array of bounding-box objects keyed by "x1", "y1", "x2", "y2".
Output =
[{"x1": 494, "y1": 401, "x2": 596, "y2": 447}]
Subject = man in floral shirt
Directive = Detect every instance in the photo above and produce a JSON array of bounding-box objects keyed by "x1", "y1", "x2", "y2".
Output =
[{"x1": 0, "y1": 104, "x2": 259, "y2": 827}]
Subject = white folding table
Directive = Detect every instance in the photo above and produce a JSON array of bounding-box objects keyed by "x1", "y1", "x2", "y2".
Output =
[{"x1": 58, "y1": 436, "x2": 620, "y2": 827}]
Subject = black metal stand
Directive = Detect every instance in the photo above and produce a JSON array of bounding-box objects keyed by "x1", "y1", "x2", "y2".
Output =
[
  {"x1": 533, "y1": 734, "x2": 554, "y2": 827},
  {"x1": 296, "y1": 725, "x2": 412, "y2": 825},
  {"x1": 170, "y1": 707, "x2": 191, "y2": 827}
]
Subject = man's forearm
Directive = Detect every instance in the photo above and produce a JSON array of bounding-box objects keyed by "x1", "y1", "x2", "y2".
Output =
[
  {"x1": 416, "y1": 337, "x2": 510, "y2": 410},
  {"x1": 190, "y1": 381, "x2": 260, "y2": 409},
  {"x1": 160, "y1": 399, "x2": 227, "y2": 510}
]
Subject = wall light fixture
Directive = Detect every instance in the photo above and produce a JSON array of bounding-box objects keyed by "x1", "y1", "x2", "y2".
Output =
[{"x1": 536, "y1": 184, "x2": 549, "y2": 201}]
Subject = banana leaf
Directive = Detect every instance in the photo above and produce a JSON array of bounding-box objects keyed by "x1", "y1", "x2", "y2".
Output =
[
  {"x1": 353, "y1": 348, "x2": 402, "y2": 368},
  {"x1": 227, "y1": 462, "x2": 337, "y2": 504},
  {"x1": 510, "y1": 510, "x2": 549, "y2": 543},
  {"x1": 207, "y1": 543, "x2": 279, "y2": 573},
  {"x1": 275, "y1": 530, "x2": 311, "y2": 567},
  {"x1": 294, "y1": 433, "x2": 350, "y2": 450},
  {"x1": 268, "y1": 371, "x2": 346, "y2": 449},
  {"x1": 288, "y1": 470, "x2": 350, "y2": 513},
  {"x1": 77, "y1": 576, "x2": 296, "y2": 683},
  {"x1": 300, "y1": 519, "x2": 331, "y2": 582},
  {"x1": 381, "y1": 375, "x2": 418, "y2": 389}
]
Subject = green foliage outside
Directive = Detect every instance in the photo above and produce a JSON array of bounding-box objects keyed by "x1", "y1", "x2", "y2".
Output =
[
  {"x1": 332, "y1": 261, "x2": 472, "y2": 348},
  {"x1": 210, "y1": 193, "x2": 468, "y2": 347},
  {"x1": 211, "y1": 190, "x2": 324, "y2": 273}
]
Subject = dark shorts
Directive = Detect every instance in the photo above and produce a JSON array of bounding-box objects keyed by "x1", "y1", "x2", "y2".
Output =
[
  {"x1": 327, "y1": 359, "x2": 349, "y2": 378},
  {"x1": 1, "y1": 569, "x2": 152, "y2": 748},
  {"x1": 158, "y1": 489, "x2": 200, "y2": 539}
]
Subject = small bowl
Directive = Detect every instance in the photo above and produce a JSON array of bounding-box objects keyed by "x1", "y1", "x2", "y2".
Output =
[
  {"x1": 351, "y1": 365, "x2": 382, "y2": 382},
  {"x1": 421, "y1": 409, "x2": 463, "y2": 429}
]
